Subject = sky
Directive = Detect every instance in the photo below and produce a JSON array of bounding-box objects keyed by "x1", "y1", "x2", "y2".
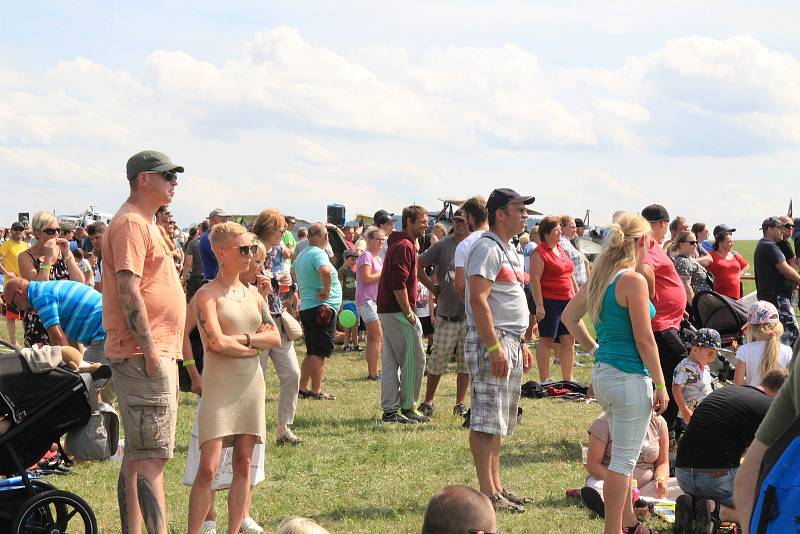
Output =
[{"x1": 2, "y1": 1, "x2": 799, "y2": 238}]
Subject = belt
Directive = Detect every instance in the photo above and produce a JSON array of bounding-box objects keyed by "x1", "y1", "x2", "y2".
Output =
[
  {"x1": 437, "y1": 315, "x2": 464, "y2": 322},
  {"x1": 680, "y1": 468, "x2": 731, "y2": 478}
]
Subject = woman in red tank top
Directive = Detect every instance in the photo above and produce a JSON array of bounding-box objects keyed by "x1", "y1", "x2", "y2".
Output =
[
  {"x1": 530, "y1": 216, "x2": 578, "y2": 382},
  {"x1": 707, "y1": 231, "x2": 749, "y2": 299}
]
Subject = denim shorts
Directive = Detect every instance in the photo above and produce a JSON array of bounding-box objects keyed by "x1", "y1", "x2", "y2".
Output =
[
  {"x1": 675, "y1": 467, "x2": 736, "y2": 508},
  {"x1": 591, "y1": 363, "x2": 653, "y2": 475}
]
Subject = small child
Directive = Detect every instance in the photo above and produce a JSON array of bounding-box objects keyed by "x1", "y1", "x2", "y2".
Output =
[
  {"x1": 734, "y1": 301, "x2": 793, "y2": 387},
  {"x1": 337, "y1": 250, "x2": 360, "y2": 351},
  {"x1": 672, "y1": 328, "x2": 719, "y2": 423}
]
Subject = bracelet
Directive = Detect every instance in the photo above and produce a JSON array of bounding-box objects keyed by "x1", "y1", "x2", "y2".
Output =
[
  {"x1": 182, "y1": 359, "x2": 196, "y2": 367},
  {"x1": 487, "y1": 341, "x2": 501, "y2": 353},
  {"x1": 655, "y1": 476, "x2": 666, "y2": 482},
  {"x1": 39, "y1": 264, "x2": 52, "y2": 272},
  {"x1": 245, "y1": 333, "x2": 252, "y2": 348},
  {"x1": 655, "y1": 383, "x2": 667, "y2": 391},
  {"x1": 588, "y1": 344, "x2": 599, "y2": 356},
  {"x1": 406, "y1": 311, "x2": 415, "y2": 320}
]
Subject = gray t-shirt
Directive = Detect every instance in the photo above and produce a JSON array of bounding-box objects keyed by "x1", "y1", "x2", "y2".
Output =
[
  {"x1": 419, "y1": 235, "x2": 464, "y2": 318},
  {"x1": 186, "y1": 238, "x2": 203, "y2": 281},
  {"x1": 465, "y1": 231, "x2": 529, "y2": 336}
]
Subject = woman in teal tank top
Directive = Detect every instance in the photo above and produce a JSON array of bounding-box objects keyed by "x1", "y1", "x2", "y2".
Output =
[{"x1": 563, "y1": 213, "x2": 669, "y2": 534}]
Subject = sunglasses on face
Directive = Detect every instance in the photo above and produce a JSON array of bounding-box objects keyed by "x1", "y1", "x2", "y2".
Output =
[
  {"x1": 147, "y1": 170, "x2": 178, "y2": 181},
  {"x1": 42, "y1": 228, "x2": 60, "y2": 236},
  {"x1": 231, "y1": 244, "x2": 259, "y2": 257},
  {"x1": 683, "y1": 240, "x2": 697, "y2": 245},
  {"x1": 784, "y1": 224, "x2": 795, "y2": 229}
]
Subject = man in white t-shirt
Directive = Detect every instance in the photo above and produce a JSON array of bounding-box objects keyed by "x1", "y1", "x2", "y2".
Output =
[{"x1": 454, "y1": 196, "x2": 489, "y2": 300}]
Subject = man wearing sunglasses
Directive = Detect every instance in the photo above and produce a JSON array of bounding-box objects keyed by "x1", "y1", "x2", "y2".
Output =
[{"x1": 103, "y1": 150, "x2": 185, "y2": 534}]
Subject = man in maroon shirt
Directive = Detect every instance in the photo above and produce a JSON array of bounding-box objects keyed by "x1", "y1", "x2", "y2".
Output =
[
  {"x1": 639, "y1": 204, "x2": 688, "y2": 431},
  {"x1": 377, "y1": 205, "x2": 430, "y2": 423}
]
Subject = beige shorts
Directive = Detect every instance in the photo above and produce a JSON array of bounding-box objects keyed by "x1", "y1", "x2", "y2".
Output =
[
  {"x1": 109, "y1": 356, "x2": 178, "y2": 461},
  {"x1": 427, "y1": 317, "x2": 468, "y2": 376}
]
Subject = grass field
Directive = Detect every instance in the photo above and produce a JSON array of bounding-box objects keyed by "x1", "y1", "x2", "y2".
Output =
[{"x1": 0, "y1": 240, "x2": 764, "y2": 532}]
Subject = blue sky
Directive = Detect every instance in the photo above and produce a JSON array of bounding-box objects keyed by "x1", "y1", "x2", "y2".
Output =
[{"x1": 3, "y1": 1, "x2": 800, "y2": 237}]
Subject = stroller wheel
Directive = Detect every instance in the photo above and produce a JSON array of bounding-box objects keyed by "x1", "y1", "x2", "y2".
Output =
[{"x1": 12, "y1": 489, "x2": 97, "y2": 534}]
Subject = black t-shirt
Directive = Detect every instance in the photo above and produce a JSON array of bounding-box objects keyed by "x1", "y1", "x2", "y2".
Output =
[
  {"x1": 754, "y1": 238, "x2": 787, "y2": 297},
  {"x1": 676, "y1": 385, "x2": 772, "y2": 468}
]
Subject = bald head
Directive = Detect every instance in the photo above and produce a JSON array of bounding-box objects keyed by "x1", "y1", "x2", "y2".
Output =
[
  {"x1": 308, "y1": 223, "x2": 328, "y2": 247},
  {"x1": 3, "y1": 277, "x2": 30, "y2": 311},
  {"x1": 422, "y1": 485, "x2": 496, "y2": 534}
]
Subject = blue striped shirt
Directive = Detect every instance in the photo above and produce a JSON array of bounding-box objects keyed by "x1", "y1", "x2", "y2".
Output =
[{"x1": 27, "y1": 280, "x2": 105, "y2": 344}]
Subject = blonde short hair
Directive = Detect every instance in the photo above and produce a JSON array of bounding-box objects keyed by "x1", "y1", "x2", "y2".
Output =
[
  {"x1": 253, "y1": 237, "x2": 267, "y2": 260},
  {"x1": 209, "y1": 222, "x2": 248, "y2": 254},
  {"x1": 276, "y1": 517, "x2": 330, "y2": 534},
  {"x1": 32, "y1": 211, "x2": 58, "y2": 232}
]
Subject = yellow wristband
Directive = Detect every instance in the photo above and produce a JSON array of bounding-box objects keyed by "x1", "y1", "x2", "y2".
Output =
[
  {"x1": 487, "y1": 342, "x2": 501, "y2": 353},
  {"x1": 39, "y1": 264, "x2": 52, "y2": 271},
  {"x1": 655, "y1": 383, "x2": 666, "y2": 390},
  {"x1": 182, "y1": 359, "x2": 196, "y2": 367}
]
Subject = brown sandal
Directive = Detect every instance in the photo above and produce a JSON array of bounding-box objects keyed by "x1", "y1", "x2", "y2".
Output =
[
  {"x1": 491, "y1": 493, "x2": 525, "y2": 514},
  {"x1": 501, "y1": 489, "x2": 533, "y2": 505}
]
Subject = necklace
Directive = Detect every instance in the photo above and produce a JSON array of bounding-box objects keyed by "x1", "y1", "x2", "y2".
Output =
[{"x1": 219, "y1": 283, "x2": 247, "y2": 302}]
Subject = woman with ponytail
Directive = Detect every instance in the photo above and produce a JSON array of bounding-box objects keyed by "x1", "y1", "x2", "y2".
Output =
[
  {"x1": 562, "y1": 212, "x2": 669, "y2": 534},
  {"x1": 734, "y1": 301, "x2": 793, "y2": 387}
]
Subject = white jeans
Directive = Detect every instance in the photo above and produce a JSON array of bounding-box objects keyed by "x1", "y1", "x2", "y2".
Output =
[{"x1": 259, "y1": 318, "x2": 300, "y2": 428}]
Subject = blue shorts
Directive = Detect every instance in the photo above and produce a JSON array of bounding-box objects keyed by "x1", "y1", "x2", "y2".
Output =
[{"x1": 538, "y1": 298, "x2": 570, "y2": 339}]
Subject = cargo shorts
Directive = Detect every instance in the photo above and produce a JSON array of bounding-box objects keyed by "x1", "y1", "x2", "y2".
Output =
[{"x1": 109, "y1": 356, "x2": 178, "y2": 460}]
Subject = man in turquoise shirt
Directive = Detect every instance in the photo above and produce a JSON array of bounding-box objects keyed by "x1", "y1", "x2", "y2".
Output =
[{"x1": 294, "y1": 223, "x2": 342, "y2": 399}]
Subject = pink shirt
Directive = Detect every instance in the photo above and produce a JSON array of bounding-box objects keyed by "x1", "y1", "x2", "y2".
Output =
[
  {"x1": 643, "y1": 241, "x2": 686, "y2": 331},
  {"x1": 355, "y1": 250, "x2": 382, "y2": 306}
]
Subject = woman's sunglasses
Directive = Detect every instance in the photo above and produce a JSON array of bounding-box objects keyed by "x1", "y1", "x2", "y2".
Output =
[
  {"x1": 231, "y1": 244, "x2": 259, "y2": 257},
  {"x1": 42, "y1": 228, "x2": 60, "y2": 236},
  {"x1": 682, "y1": 240, "x2": 697, "y2": 245}
]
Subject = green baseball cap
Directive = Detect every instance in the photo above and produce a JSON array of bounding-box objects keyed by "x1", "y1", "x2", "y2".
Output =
[{"x1": 126, "y1": 150, "x2": 184, "y2": 180}]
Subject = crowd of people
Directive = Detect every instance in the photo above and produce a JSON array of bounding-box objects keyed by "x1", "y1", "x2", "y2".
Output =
[{"x1": 0, "y1": 149, "x2": 799, "y2": 534}]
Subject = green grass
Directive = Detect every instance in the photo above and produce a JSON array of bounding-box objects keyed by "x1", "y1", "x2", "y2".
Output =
[{"x1": 0, "y1": 242, "x2": 763, "y2": 533}]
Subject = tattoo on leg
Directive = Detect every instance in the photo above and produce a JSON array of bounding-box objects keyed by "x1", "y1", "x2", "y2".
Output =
[
  {"x1": 118, "y1": 472, "x2": 129, "y2": 534},
  {"x1": 137, "y1": 475, "x2": 164, "y2": 533}
]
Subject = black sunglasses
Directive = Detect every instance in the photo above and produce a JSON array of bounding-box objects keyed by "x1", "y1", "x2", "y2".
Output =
[
  {"x1": 784, "y1": 224, "x2": 795, "y2": 229},
  {"x1": 42, "y1": 228, "x2": 60, "y2": 236},
  {"x1": 161, "y1": 171, "x2": 178, "y2": 181},
  {"x1": 469, "y1": 530, "x2": 500, "y2": 534},
  {"x1": 232, "y1": 244, "x2": 259, "y2": 257},
  {"x1": 683, "y1": 240, "x2": 697, "y2": 245}
]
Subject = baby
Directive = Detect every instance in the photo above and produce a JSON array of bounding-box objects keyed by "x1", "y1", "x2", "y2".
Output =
[{"x1": 672, "y1": 328, "x2": 719, "y2": 423}]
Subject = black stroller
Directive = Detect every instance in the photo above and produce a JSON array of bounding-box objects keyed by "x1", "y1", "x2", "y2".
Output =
[
  {"x1": 690, "y1": 290, "x2": 750, "y2": 381},
  {"x1": 0, "y1": 340, "x2": 109, "y2": 533}
]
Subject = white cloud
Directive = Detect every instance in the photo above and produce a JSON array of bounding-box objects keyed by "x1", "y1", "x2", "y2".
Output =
[{"x1": 296, "y1": 138, "x2": 339, "y2": 166}]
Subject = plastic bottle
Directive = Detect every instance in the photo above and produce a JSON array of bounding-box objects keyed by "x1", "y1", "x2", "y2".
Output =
[{"x1": 631, "y1": 479, "x2": 640, "y2": 502}]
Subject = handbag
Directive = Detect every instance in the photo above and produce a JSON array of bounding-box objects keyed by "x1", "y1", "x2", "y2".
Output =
[{"x1": 280, "y1": 309, "x2": 304, "y2": 341}]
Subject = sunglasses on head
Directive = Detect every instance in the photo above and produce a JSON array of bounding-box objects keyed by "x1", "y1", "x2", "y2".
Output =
[
  {"x1": 42, "y1": 228, "x2": 60, "y2": 236},
  {"x1": 232, "y1": 244, "x2": 259, "y2": 257}
]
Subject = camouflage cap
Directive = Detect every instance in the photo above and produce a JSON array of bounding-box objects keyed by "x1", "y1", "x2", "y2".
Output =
[{"x1": 691, "y1": 328, "x2": 721, "y2": 350}]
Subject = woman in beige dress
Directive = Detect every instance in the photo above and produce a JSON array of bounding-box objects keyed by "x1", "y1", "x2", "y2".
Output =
[{"x1": 188, "y1": 222, "x2": 280, "y2": 534}]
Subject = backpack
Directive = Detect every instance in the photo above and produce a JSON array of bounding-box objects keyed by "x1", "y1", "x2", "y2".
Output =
[
  {"x1": 749, "y1": 415, "x2": 800, "y2": 533},
  {"x1": 64, "y1": 401, "x2": 120, "y2": 461}
]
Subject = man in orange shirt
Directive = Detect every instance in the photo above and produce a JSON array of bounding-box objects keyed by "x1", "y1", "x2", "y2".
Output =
[{"x1": 102, "y1": 150, "x2": 186, "y2": 534}]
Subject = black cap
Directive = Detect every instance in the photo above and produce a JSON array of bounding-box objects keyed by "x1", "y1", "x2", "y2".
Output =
[
  {"x1": 373, "y1": 210, "x2": 393, "y2": 226},
  {"x1": 760, "y1": 217, "x2": 782, "y2": 231},
  {"x1": 574, "y1": 218, "x2": 585, "y2": 228},
  {"x1": 486, "y1": 188, "x2": 535, "y2": 213},
  {"x1": 641, "y1": 204, "x2": 669, "y2": 223},
  {"x1": 712, "y1": 224, "x2": 736, "y2": 236},
  {"x1": 285, "y1": 215, "x2": 296, "y2": 224},
  {"x1": 10, "y1": 222, "x2": 24, "y2": 231}
]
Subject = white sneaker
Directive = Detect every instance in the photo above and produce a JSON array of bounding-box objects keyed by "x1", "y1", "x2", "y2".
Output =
[
  {"x1": 240, "y1": 516, "x2": 264, "y2": 533},
  {"x1": 200, "y1": 520, "x2": 217, "y2": 534}
]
